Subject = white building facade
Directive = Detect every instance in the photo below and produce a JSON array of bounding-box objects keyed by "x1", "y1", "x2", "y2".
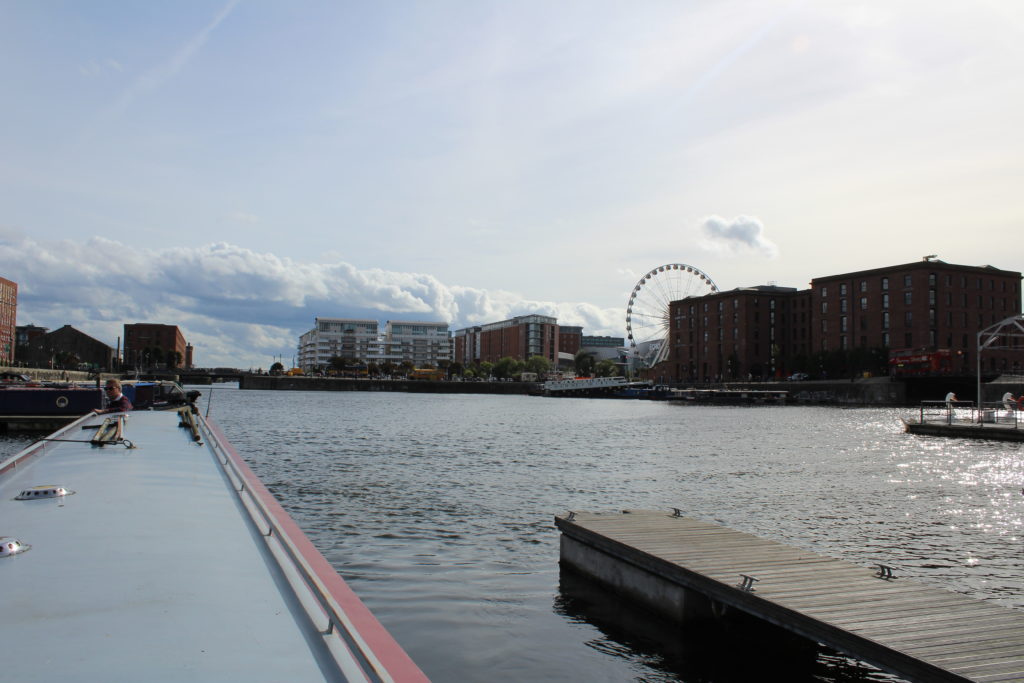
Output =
[
  {"x1": 298, "y1": 318, "x2": 452, "y2": 372},
  {"x1": 384, "y1": 321, "x2": 452, "y2": 367}
]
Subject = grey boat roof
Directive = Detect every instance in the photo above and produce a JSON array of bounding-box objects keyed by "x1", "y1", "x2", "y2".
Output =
[{"x1": 0, "y1": 409, "x2": 426, "y2": 682}]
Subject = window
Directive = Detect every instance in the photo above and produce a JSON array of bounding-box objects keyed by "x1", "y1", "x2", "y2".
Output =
[
  {"x1": 883, "y1": 332, "x2": 890, "y2": 347},
  {"x1": 905, "y1": 311, "x2": 913, "y2": 325},
  {"x1": 904, "y1": 275, "x2": 912, "y2": 287},
  {"x1": 840, "y1": 299, "x2": 848, "y2": 313},
  {"x1": 882, "y1": 312, "x2": 890, "y2": 330},
  {"x1": 881, "y1": 277, "x2": 889, "y2": 290},
  {"x1": 860, "y1": 297, "x2": 868, "y2": 310},
  {"x1": 841, "y1": 316, "x2": 848, "y2": 332},
  {"x1": 821, "y1": 287, "x2": 828, "y2": 298},
  {"x1": 928, "y1": 273, "x2": 936, "y2": 286},
  {"x1": 928, "y1": 290, "x2": 936, "y2": 305},
  {"x1": 860, "y1": 281, "x2": 867, "y2": 293},
  {"x1": 840, "y1": 283, "x2": 847, "y2": 296},
  {"x1": 905, "y1": 332, "x2": 913, "y2": 346},
  {"x1": 821, "y1": 302, "x2": 828, "y2": 314},
  {"x1": 882, "y1": 294, "x2": 890, "y2": 309},
  {"x1": 904, "y1": 292, "x2": 912, "y2": 305}
]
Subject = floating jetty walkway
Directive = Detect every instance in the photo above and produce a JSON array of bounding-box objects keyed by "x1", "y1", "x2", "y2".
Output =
[{"x1": 556, "y1": 510, "x2": 1024, "y2": 683}]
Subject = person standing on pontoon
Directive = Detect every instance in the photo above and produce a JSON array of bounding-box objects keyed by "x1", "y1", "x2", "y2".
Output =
[{"x1": 945, "y1": 391, "x2": 958, "y2": 410}]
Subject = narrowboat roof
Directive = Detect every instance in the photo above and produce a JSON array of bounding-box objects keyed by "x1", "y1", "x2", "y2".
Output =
[{"x1": 0, "y1": 410, "x2": 426, "y2": 682}]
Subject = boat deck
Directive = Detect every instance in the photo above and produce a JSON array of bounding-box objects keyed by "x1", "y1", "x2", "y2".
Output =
[{"x1": 0, "y1": 410, "x2": 425, "y2": 682}]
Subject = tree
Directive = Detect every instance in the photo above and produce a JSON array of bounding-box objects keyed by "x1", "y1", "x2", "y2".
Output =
[
  {"x1": 400, "y1": 360, "x2": 416, "y2": 376},
  {"x1": 478, "y1": 361, "x2": 494, "y2": 379},
  {"x1": 367, "y1": 362, "x2": 380, "y2": 377},
  {"x1": 269, "y1": 361, "x2": 285, "y2": 375},
  {"x1": 574, "y1": 350, "x2": 596, "y2": 377},
  {"x1": 448, "y1": 361, "x2": 464, "y2": 378},
  {"x1": 380, "y1": 361, "x2": 396, "y2": 377},
  {"x1": 525, "y1": 355, "x2": 551, "y2": 377},
  {"x1": 329, "y1": 356, "x2": 349, "y2": 375},
  {"x1": 595, "y1": 359, "x2": 618, "y2": 377},
  {"x1": 493, "y1": 356, "x2": 523, "y2": 380}
]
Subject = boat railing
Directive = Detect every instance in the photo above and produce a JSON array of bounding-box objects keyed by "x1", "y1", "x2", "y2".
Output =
[
  {"x1": 198, "y1": 412, "x2": 415, "y2": 683},
  {"x1": 918, "y1": 399, "x2": 975, "y2": 425},
  {"x1": 917, "y1": 400, "x2": 1021, "y2": 429}
]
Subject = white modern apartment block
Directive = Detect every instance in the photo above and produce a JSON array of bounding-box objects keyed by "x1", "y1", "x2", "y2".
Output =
[
  {"x1": 297, "y1": 318, "x2": 382, "y2": 371},
  {"x1": 384, "y1": 321, "x2": 452, "y2": 367},
  {"x1": 298, "y1": 318, "x2": 452, "y2": 372}
]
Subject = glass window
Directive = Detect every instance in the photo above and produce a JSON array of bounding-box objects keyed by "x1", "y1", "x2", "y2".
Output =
[
  {"x1": 882, "y1": 293, "x2": 889, "y2": 309},
  {"x1": 904, "y1": 291, "x2": 912, "y2": 305},
  {"x1": 840, "y1": 283, "x2": 847, "y2": 296},
  {"x1": 860, "y1": 281, "x2": 867, "y2": 293},
  {"x1": 881, "y1": 277, "x2": 889, "y2": 290},
  {"x1": 904, "y1": 275, "x2": 912, "y2": 287},
  {"x1": 860, "y1": 297, "x2": 868, "y2": 310}
]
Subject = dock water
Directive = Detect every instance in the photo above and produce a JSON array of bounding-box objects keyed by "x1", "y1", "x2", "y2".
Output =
[{"x1": 556, "y1": 510, "x2": 1024, "y2": 683}]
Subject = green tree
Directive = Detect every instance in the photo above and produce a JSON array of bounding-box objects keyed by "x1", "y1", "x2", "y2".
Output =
[
  {"x1": 493, "y1": 356, "x2": 523, "y2": 380},
  {"x1": 329, "y1": 356, "x2": 349, "y2": 375},
  {"x1": 478, "y1": 361, "x2": 494, "y2": 379},
  {"x1": 574, "y1": 350, "x2": 596, "y2": 377},
  {"x1": 448, "y1": 361, "x2": 463, "y2": 378},
  {"x1": 400, "y1": 360, "x2": 416, "y2": 376},
  {"x1": 595, "y1": 359, "x2": 618, "y2": 377},
  {"x1": 525, "y1": 355, "x2": 551, "y2": 377},
  {"x1": 367, "y1": 362, "x2": 380, "y2": 377},
  {"x1": 269, "y1": 361, "x2": 284, "y2": 375}
]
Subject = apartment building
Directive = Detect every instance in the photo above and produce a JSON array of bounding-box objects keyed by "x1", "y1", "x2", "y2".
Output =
[
  {"x1": 298, "y1": 318, "x2": 381, "y2": 371},
  {"x1": 454, "y1": 314, "x2": 559, "y2": 365},
  {"x1": 298, "y1": 318, "x2": 452, "y2": 371},
  {"x1": 384, "y1": 321, "x2": 452, "y2": 367}
]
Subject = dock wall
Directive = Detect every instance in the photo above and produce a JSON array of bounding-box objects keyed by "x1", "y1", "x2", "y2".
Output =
[{"x1": 240, "y1": 375, "x2": 535, "y2": 394}]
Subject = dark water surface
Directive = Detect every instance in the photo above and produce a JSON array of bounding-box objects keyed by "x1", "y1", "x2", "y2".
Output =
[
  {"x1": 203, "y1": 386, "x2": 1023, "y2": 682},
  {"x1": 7, "y1": 387, "x2": 1021, "y2": 681}
]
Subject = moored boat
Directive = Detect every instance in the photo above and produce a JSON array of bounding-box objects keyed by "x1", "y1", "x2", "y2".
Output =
[{"x1": 0, "y1": 407, "x2": 428, "y2": 681}]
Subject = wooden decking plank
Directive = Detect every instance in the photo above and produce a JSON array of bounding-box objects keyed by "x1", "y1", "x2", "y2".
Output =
[{"x1": 558, "y1": 511, "x2": 1024, "y2": 682}]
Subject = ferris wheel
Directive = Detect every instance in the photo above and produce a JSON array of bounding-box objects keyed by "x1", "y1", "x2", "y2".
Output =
[{"x1": 626, "y1": 263, "x2": 719, "y2": 367}]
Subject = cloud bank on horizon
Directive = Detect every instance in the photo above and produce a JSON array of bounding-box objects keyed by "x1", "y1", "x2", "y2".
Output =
[{"x1": 1, "y1": 234, "x2": 623, "y2": 368}]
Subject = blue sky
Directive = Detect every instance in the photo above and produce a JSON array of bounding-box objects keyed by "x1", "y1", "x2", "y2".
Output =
[{"x1": 2, "y1": 1, "x2": 1023, "y2": 368}]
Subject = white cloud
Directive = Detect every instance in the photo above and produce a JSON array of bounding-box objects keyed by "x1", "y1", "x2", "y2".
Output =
[
  {"x1": 1, "y1": 235, "x2": 624, "y2": 368},
  {"x1": 700, "y1": 215, "x2": 779, "y2": 258}
]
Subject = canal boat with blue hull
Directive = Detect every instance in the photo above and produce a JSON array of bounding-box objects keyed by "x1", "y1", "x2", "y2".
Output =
[
  {"x1": 0, "y1": 408, "x2": 427, "y2": 682},
  {"x1": 0, "y1": 379, "x2": 196, "y2": 431}
]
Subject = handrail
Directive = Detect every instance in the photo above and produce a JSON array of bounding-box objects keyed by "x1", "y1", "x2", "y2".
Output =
[{"x1": 196, "y1": 412, "x2": 410, "y2": 683}]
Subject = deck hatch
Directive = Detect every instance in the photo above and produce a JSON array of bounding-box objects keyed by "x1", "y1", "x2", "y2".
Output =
[
  {"x1": 0, "y1": 537, "x2": 30, "y2": 557},
  {"x1": 16, "y1": 486, "x2": 72, "y2": 500}
]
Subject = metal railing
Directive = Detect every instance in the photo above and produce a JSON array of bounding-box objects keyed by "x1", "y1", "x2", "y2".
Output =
[{"x1": 917, "y1": 400, "x2": 1021, "y2": 429}]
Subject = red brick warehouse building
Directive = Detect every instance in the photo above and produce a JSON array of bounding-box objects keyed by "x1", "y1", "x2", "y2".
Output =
[
  {"x1": 123, "y1": 323, "x2": 192, "y2": 370},
  {"x1": 665, "y1": 258, "x2": 1022, "y2": 383},
  {"x1": 0, "y1": 277, "x2": 16, "y2": 364}
]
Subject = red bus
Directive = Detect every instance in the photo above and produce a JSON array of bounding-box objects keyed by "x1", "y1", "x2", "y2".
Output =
[{"x1": 888, "y1": 348, "x2": 953, "y2": 377}]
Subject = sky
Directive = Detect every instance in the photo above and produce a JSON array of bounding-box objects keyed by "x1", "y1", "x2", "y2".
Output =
[{"x1": 2, "y1": 1, "x2": 1023, "y2": 369}]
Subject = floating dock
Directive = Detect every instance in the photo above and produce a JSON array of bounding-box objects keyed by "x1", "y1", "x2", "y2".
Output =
[
  {"x1": 556, "y1": 510, "x2": 1024, "y2": 683},
  {"x1": 904, "y1": 402, "x2": 1024, "y2": 442}
]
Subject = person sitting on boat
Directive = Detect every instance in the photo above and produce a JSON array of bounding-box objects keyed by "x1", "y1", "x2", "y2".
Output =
[
  {"x1": 945, "y1": 391, "x2": 957, "y2": 410},
  {"x1": 93, "y1": 379, "x2": 133, "y2": 414},
  {"x1": 1004, "y1": 391, "x2": 1017, "y2": 411}
]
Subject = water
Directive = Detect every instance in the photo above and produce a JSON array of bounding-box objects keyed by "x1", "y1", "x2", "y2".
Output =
[{"x1": 8, "y1": 388, "x2": 1023, "y2": 681}]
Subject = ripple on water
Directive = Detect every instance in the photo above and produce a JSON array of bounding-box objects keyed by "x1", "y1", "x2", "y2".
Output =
[{"x1": 202, "y1": 388, "x2": 1023, "y2": 681}]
